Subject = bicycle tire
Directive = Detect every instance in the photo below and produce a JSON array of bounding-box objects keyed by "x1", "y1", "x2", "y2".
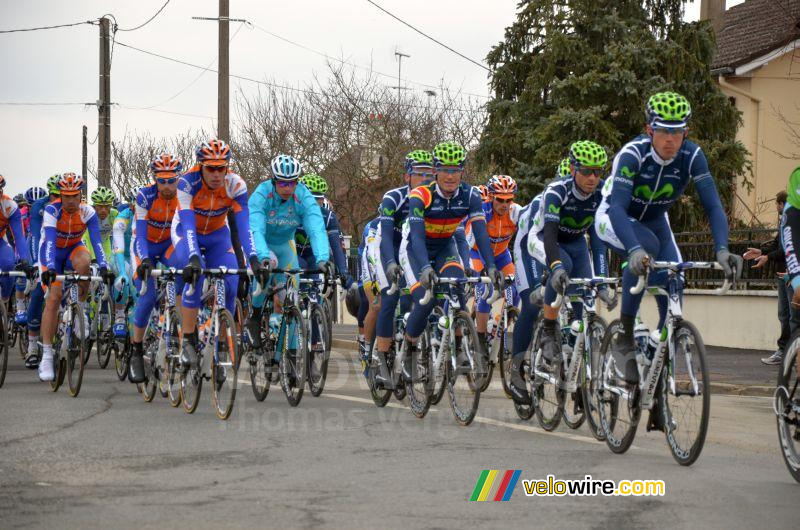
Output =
[
  {"x1": 498, "y1": 306, "x2": 519, "y2": 399},
  {"x1": 114, "y1": 338, "x2": 129, "y2": 381},
  {"x1": 367, "y1": 338, "x2": 393, "y2": 407},
  {"x1": 0, "y1": 303, "x2": 8, "y2": 388},
  {"x1": 429, "y1": 306, "x2": 447, "y2": 406},
  {"x1": 661, "y1": 319, "x2": 710, "y2": 466},
  {"x1": 140, "y1": 321, "x2": 160, "y2": 403},
  {"x1": 598, "y1": 319, "x2": 639, "y2": 454},
  {"x1": 95, "y1": 296, "x2": 114, "y2": 369},
  {"x1": 446, "y1": 310, "x2": 482, "y2": 426},
  {"x1": 161, "y1": 307, "x2": 182, "y2": 406},
  {"x1": 407, "y1": 329, "x2": 433, "y2": 419},
  {"x1": 179, "y1": 355, "x2": 203, "y2": 415},
  {"x1": 49, "y1": 332, "x2": 64, "y2": 392},
  {"x1": 249, "y1": 307, "x2": 274, "y2": 402},
  {"x1": 581, "y1": 317, "x2": 609, "y2": 441},
  {"x1": 280, "y1": 306, "x2": 307, "y2": 407},
  {"x1": 776, "y1": 332, "x2": 800, "y2": 482},
  {"x1": 532, "y1": 320, "x2": 565, "y2": 432},
  {"x1": 306, "y1": 303, "x2": 330, "y2": 397},
  {"x1": 66, "y1": 302, "x2": 87, "y2": 397},
  {"x1": 211, "y1": 309, "x2": 239, "y2": 420}
]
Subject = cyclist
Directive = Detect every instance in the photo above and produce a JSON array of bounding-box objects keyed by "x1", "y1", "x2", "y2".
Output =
[
  {"x1": 24, "y1": 177, "x2": 60, "y2": 368},
  {"x1": 358, "y1": 216, "x2": 381, "y2": 353},
  {"x1": 296, "y1": 173, "x2": 354, "y2": 288},
  {"x1": 528, "y1": 140, "x2": 613, "y2": 374},
  {"x1": 14, "y1": 186, "x2": 47, "y2": 325},
  {"x1": 370, "y1": 150, "x2": 435, "y2": 373},
  {"x1": 38, "y1": 173, "x2": 114, "y2": 381},
  {"x1": 246, "y1": 154, "x2": 329, "y2": 357},
  {"x1": 0, "y1": 175, "x2": 34, "y2": 327},
  {"x1": 173, "y1": 139, "x2": 261, "y2": 372},
  {"x1": 112, "y1": 194, "x2": 135, "y2": 337},
  {"x1": 14, "y1": 193, "x2": 30, "y2": 236},
  {"x1": 126, "y1": 153, "x2": 183, "y2": 383},
  {"x1": 595, "y1": 91, "x2": 742, "y2": 384},
  {"x1": 380, "y1": 141, "x2": 500, "y2": 387},
  {"x1": 783, "y1": 167, "x2": 800, "y2": 307},
  {"x1": 82, "y1": 187, "x2": 118, "y2": 265},
  {"x1": 466, "y1": 174, "x2": 522, "y2": 353}
]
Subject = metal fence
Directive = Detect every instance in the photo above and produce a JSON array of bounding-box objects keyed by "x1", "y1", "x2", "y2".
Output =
[{"x1": 346, "y1": 227, "x2": 782, "y2": 292}]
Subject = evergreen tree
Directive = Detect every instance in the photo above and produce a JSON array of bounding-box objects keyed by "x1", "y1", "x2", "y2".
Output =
[{"x1": 477, "y1": 0, "x2": 749, "y2": 231}]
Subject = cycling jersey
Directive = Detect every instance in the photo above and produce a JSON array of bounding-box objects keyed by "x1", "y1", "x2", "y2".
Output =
[
  {"x1": 176, "y1": 167, "x2": 256, "y2": 260},
  {"x1": 41, "y1": 201, "x2": 106, "y2": 271},
  {"x1": 466, "y1": 200, "x2": 521, "y2": 256},
  {"x1": 134, "y1": 184, "x2": 178, "y2": 257},
  {"x1": 377, "y1": 185, "x2": 411, "y2": 266},
  {"x1": 296, "y1": 205, "x2": 349, "y2": 280},
  {"x1": 82, "y1": 208, "x2": 117, "y2": 262},
  {"x1": 28, "y1": 196, "x2": 49, "y2": 264},
  {"x1": 359, "y1": 217, "x2": 380, "y2": 286},
  {"x1": 600, "y1": 135, "x2": 728, "y2": 254},
  {"x1": 782, "y1": 168, "x2": 800, "y2": 291},
  {"x1": 249, "y1": 179, "x2": 329, "y2": 263},
  {"x1": 0, "y1": 194, "x2": 30, "y2": 262}
]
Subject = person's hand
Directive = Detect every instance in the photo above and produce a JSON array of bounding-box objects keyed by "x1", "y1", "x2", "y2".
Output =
[
  {"x1": 778, "y1": 271, "x2": 787, "y2": 279},
  {"x1": 99, "y1": 267, "x2": 115, "y2": 286},
  {"x1": 419, "y1": 267, "x2": 437, "y2": 289},
  {"x1": 386, "y1": 262, "x2": 402, "y2": 284},
  {"x1": 41, "y1": 268, "x2": 56, "y2": 287},
  {"x1": 628, "y1": 248, "x2": 650, "y2": 276},
  {"x1": 113, "y1": 274, "x2": 126, "y2": 293},
  {"x1": 717, "y1": 249, "x2": 744, "y2": 282},
  {"x1": 751, "y1": 255, "x2": 769, "y2": 269},
  {"x1": 251, "y1": 256, "x2": 269, "y2": 286},
  {"x1": 487, "y1": 267, "x2": 504, "y2": 293},
  {"x1": 529, "y1": 286, "x2": 544, "y2": 307},
  {"x1": 183, "y1": 255, "x2": 201, "y2": 284},
  {"x1": 136, "y1": 258, "x2": 154, "y2": 280},
  {"x1": 598, "y1": 286, "x2": 618, "y2": 310},
  {"x1": 742, "y1": 247, "x2": 762, "y2": 260},
  {"x1": 549, "y1": 266, "x2": 568, "y2": 295},
  {"x1": 317, "y1": 260, "x2": 330, "y2": 276}
]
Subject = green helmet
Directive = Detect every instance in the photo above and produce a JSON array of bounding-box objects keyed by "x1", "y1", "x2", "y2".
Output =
[
  {"x1": 557, "y1": 158, "x2": 571, "y2": 178},
  {"x1": 788, "y1": 166, "x2": 800, "y2": 210},
  {"x1": 646, "y1": 91, "x2": 692, "y2": 126},
  {"x1": 432, "y1": 141, "x2": 467, "y2": 168},
  {"x1": 569, "y1": 140, "x2": 607, "y2": 168},
  {"x1": 299, "y1": 173, "x2": 328, "y2": 197},
  {"x1": 404, "y1": 150, "x2": 433, "y2": 173},
  {"x1": 90, "y1": 186, "x2": 115, "y2": 205},
  {"x1": 47, "y1": 174, "x2": 61, "y2": 196}
]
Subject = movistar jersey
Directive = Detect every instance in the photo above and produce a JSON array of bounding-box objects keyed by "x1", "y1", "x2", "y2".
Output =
[
  {"x1": 537, "y1": 177, "x2": 604, "y2": 242},
  {"x1": 377, "y1": 185, "x2": 411, "y2": 266},
  {"x1": 603, "y1": 135, "x2": 728, "y2": 253},
  {"x1": 296, "y1": 205, "x2": 348, "y2": 275}
]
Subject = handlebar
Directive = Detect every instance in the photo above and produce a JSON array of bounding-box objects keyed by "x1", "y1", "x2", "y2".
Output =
[
  {"x1": 629, "y1": 261, "x2": 729, "y2": 296},
  {"x1": 43, "y1": 273, "x2": 105, "y2": 301},
  {"x1": 420, "y1": 276, "x2": 492, "y2": 305},
  {"x1": 553, "y1": 277, "x2": 620, "y2": 308}
]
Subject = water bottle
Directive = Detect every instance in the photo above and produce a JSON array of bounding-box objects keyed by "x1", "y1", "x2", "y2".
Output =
[
  {"x1": 647, "y1": 329, "x2": 660, "y2": 362},
  {"x1": 268, "y1": 313, "x2": 281, "y2": 341},
  {"x1": 486, "y1": 318, "x2": 497, "y2": 340},
  {"x1": 634, "y1": 319, "x2": 650, "y2": 368},
  {"x1": 437, "y1": 315, "x2": 449, "y2": 332},
  {"x1": 567, "y1": 320, "x2": 582, "y2": 349}
]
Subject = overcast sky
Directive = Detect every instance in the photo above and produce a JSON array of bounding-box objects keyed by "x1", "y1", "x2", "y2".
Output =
[{"x1": 0, "y1": 0, "x2": 740, "y2": 197}]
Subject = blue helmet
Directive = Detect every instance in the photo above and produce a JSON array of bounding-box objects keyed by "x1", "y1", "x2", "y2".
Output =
[
  {"x1": 25, "y1": 186, "x2": 47, "y2": 203},
  {"x1": 270, "y1": 154, "x2": 302, "y2": 181}
]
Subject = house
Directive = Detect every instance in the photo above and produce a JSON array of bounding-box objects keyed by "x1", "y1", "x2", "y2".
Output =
[{"x1": 705, "y1": 0, "x2": 800, "y2": 224}]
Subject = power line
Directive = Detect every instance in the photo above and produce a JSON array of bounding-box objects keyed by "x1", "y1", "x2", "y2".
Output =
[
  {"x1": 116, "y1": 0, "x2": 171, "y2": 32},
  {"x1": 364, "y1": 0, "x2": 490, "y2": 72},
  {"x1": 0, "y1": 19, "x2": 96, "y2": 34},
  {"x1": 118, "y1": 105, "x2": 214, "y2": 120},
  {"x1": 0, "y1": 101, "x2": 93, "y2": 106}
]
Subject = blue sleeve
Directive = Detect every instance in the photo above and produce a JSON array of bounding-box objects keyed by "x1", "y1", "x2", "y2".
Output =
[
  {"x1": 468, "y1": 190, "x2": 494, "y2": 268},
  {"x1": 326, "y1": 211, "x2": 349, "y2": 277},
  {"x1": 407, "y1": 194, "x2": 431, "y2": 272},
  {"x1": 232, "y1": 193, "x2": 256, "y2": 259},
  {"x1": 542, "y1": 185, "x2": 564, "y2": 267},
  {"x1": 9, "y1": 209, "x2": 31, "y2": 263},
  {"x1": 454, "y1": 221, "x2": 470, "y2": 268},
  {"x1": 299, "y1": 191, "x2": 330, "y2": 263},
  {"x1": 379, "y1": 193, "x2": 399, "y2": 266},
  {"x1": 589, "y1": 223, "x2": 608, "y2": 276},
  {"x1": 86, "y1": 215, "x2": 108, "y2": 268},
  {"x1": 134, "y1": 192, "x2": 149, "y2": 260},
  {"x1": 247, "y1": 183, "x2": 270, "y2": 261},
  {"x1": 177, "y1": 179, "x2": 200, "y2": 258},
  {"x1": 29, "y1": 202, "x2": 43, "y2": 263},
  {"x1": 691, "y1": 149, "x2": 729, "y2": 252},
  {"x1": 607, "y1": 151, "x2": 643, "y2": 253},
  {"x1": 42, "y1": 225, "x2": 56, "y2": 270}
]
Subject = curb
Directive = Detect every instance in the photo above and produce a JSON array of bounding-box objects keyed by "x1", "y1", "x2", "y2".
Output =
[{"x1": 331, "y1": 338, "x2": 774, "y2": 397}]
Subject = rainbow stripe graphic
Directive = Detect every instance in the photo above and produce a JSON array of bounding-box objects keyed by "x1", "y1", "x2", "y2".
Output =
[{"x1": 470, "y1": 470, "x2": 522, "y2": 501}]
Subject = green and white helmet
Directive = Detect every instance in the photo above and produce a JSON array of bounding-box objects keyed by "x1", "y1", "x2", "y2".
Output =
[
  {"x1": 646, "y1": 91, "x2": 692, "y2": 128},
  {"x1": 299, "y1": 173, "x2": 328, "y2": 197},
  {"x1": 46, "y1": 174, "x2": 61, "y2": 196},
  {"x1": 569, "y1": 140, "x2": 608, "y2": 168},
  {"x1": 90, "y1": 186, "x2": 115, "y2": 205},
  {"x1": 557, "y1": 157, "x2": 571, "y2": 178},
  {"x1": 432, "y1": 141, "x2": 466, "y2": 168}
]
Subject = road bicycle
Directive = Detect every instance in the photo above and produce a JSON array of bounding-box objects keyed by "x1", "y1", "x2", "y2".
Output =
[
  {"x1": 87, "y1": 273, "x2": 115, "y2": 369},
  {"x1": 773, "y1": 328, "x2": 800, "y2": 483},
  {"x1": 597, "y1": 261, "x2": 725, "y2": 465},
  {"x1": 476, "y1": 275, "x2": 519, "y2": 397},
  {"x1": 298, "y1": 273, "x2": 335, "y2": 397}
]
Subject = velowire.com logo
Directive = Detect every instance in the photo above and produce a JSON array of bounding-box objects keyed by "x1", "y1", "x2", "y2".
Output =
[{"x1": 469, "y1": 470, "x2": 522, "y2": 501}]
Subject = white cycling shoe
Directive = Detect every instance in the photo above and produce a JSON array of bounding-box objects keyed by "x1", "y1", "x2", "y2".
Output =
[{"x1": 38, "y1": 354, "x2": 55, "y2": 382}]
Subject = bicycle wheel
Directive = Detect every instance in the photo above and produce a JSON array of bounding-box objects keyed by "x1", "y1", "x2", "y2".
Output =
[
  {"x1": 513, "y1": 316, "x2": 541, "y2": 421},
  {"x1": 139, "y1": 321, "x2": 160, "y2": 403},
  {"x1": 429, "y1": 306, "x2": 447, "y2": 406},
  {"x1": 407, "y1": 330, "x2": 433, "y2": 419},
  {"x1": 211, "y1": 309, "x2": 239, "y2": 420},
  {"x1": 446, "y1": 310, "x2": 483, "y2": 426},
  {"x1": 18, "y1": 323, "x2": 29, "y2": 363},
  {"x1": 249, "y1": 308, "x2": 272, "y2": 402},
  {"x1": 598, "y1": 319, "x2": 640, "y2": 454},
  {"x1": 776, "y1": 334, "x2": 800, "y2": 483},
  {"x1": 497, "y1": 306, "x2": 519, "y2": 399},
  {"x1": 66, "y1": 303, "x2": 87, "y2": 397},
  {"x1": 661, "y1": 319, "x2": 710, "y2": 466},
  {"x1": 0, "y1": 303, "x2": 8, "y2": 388},
  {"x1": 95, "y1": 296, "x2": 113, "y2": 369},
  {"x1": 114, "y1": 338, "x2": 129, "y2": 381},
  {"x1": 581, "y1": 317, "x2": 609, "y2": 441},
  {"x1": 367, "y1": 342, "x2": 392, "y2": 408},
  {"x1": 321, "y1": 298, "x2": 333, "y2": 353},
  {"x1": 532, "y1": 322, "x2": 565, "y2": 432},
  {"x1": 306, "y1": 303, "x2": 330, "y2": 397},
  {"x1": 179, "y1": 346, "x2": 203, "y2": 415},
  {"x1": 50, "y1": 332, "x2": 65, "y2": 392},
  {"x1": 279, "y1": 306, "x2": 307, "y2": 407}
]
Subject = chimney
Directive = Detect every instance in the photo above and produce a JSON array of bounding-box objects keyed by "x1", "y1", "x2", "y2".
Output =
[{"x1": 700, "y1": 0, "x2": 727, "y2": 35}]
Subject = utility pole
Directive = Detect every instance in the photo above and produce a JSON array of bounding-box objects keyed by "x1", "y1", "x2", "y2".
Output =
[
  {"x1": 97, "y1": 16, "x2": 111, "y2": 188},
  {"x1": 392, "y1": 50, "x2": 410, "y2": 101},
  {"x1": 82, "y1": 126, "x2": 88, "y2": 196},
  {"x1": 218, "y1": 0, "x2": 229, "y2": 141}
]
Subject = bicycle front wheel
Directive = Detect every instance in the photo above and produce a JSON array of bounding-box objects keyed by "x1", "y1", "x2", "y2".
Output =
[
  {"x1": 581, "y1": 317, "x2": 608, "y2": 441},
  {"x1": 140, "y1": 322, "x2": 160, "y2": 403},
  {"x1": 95, "y1": 297, "x2": 114, "y2": 369},
  {"x1": 598, "y1": 320, "x2": 639, "y2": 454},
  {"x1": 306, "y1": 303, "x2": 330, "y2": 397},
  {"x1": 776, "y1": 333, "x2": 800, "y2": 482},
  {"x1": 114, "y1": 338, "x2": 129, "y2": 381},
  {"x1": 498, "y1": 307, "x2": 519, "y2": 399},
  {"x1": 279, "y1": 306, "x2": 307, "y2": 407},
  {"x1": 18, "y1": 323, "x2": 30, "y2": 364},
  {"x1": 446, "y1": 310, "x2": 483, "y2": 426},
  {"x1": 661, "y1": 319, "x2": 710, "y2": 466},
  {"x1": 211, "y1": 309, "x2": 240, "y2": 420},
  {"x1": 66, "y1": 303, "x2": 87, "y2": 397},
  {"x1": 407, "y1": 330, "x2": 432, "y2": 419}
]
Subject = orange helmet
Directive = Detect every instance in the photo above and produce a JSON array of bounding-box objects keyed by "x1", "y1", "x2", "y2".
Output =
[
  {"x1": 0, "y1": 174, "x2": 5, "y2": 191},
  {"x1": 195, "y1": 139, "x2": 231, "y2": 167},
  {"x1": 149, "y1": 152, "x2": 184, "y2": 176},
  {"x1": 477, "y1": 184, "x2": 489, "y2": 202},
  {"x1": 487, "y1": 174, "x2": 517, "y2": 198},
  {"x1": 57, "y1": 172, "x2": 84, "y2": 195}
]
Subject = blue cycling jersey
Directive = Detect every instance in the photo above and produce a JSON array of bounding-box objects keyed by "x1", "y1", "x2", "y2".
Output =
[
  {"x1": 249, "y1": 180, "x2": 330, "y2": 263},
  {"x1": 296, "y1": 205, "x2": 348, "y2": 277},
  {"x1": 378, "y1": 185, "x2": 411, "y2": 266},
  {"x1": 28, "y1": 196, "x2": 49, "y2": 264},
  {"x1": 603, "y1": 135, "x2": 728, "y2": 253}
]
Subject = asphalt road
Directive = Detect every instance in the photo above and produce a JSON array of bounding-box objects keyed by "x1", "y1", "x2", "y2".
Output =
[{"x1": 0, "y1": 348, "x2": 796, "y2": 529}]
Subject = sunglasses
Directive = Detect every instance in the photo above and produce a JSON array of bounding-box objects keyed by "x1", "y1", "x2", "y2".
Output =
[
  {"x1": 652, "y1": 126, "x2": 687, "y2": 136},
  {"x1": 494, "y1": 197, "x2": 513, "y2": 204},
  {"x1": 436, "y1": 168, "x2": 463, "y2": 175},
  {"x1": 275, "y1": 179, "x2": 298, "y2": 188},
  {"x1": 203, "y1": 165, "x2": 228, "y2": 173},
  {"x1": 575, "y1": 167, "x2": 604, "y2": 177},
  {"x1": 156, "y1": 177, "x2": 179, "y2": 185}
]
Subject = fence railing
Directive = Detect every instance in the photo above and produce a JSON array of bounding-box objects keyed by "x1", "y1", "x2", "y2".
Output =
[{"x1": 347, "y1": 227, "x2": 782, "y2": 292}]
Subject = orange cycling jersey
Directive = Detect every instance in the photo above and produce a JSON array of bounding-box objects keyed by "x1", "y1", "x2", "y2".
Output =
[
  {"x1": 0, "y1": 194, "x2": 18, "y2": 239},
  {"x1": 176, "y1": 166, "x2": 247, "y2": 236},
  {"x1": 135, "y1": 183, "x2": 178, "y2": 244},
  {"x1": 42, "y1": 200, "x2": 96, "y2": 248},
  {"x1": 466, "y1": 200, "x2": 522, "y2": 256}
]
